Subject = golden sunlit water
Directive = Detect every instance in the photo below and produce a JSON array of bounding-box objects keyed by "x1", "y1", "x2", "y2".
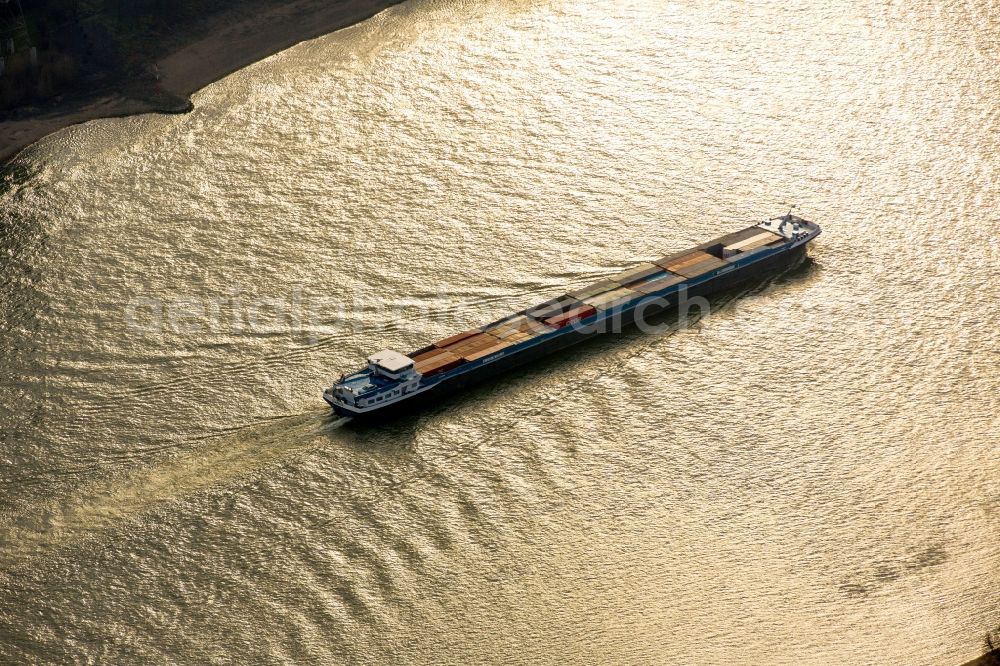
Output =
[{"x1": 1, "y1": 0, "x2": 998, "y2": 663}]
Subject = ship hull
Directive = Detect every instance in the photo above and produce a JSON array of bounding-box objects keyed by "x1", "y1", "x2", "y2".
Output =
[{"x1": 332, "y1": 241, "x2": 808, "y2": 420}]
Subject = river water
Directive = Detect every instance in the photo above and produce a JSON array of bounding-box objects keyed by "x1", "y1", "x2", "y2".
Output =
[{"x1": 1, "y1": 0, "x2": 998, "y2": 663}]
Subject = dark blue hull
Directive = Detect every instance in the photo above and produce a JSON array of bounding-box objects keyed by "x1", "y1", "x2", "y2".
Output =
[{"x1": 333, "y1": 239, "x2": 809, "y2": 420}]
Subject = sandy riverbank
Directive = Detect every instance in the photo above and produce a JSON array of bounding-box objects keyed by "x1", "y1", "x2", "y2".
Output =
[{"x1": 0, "y1": 0, "x2": 402, "y2": 165}]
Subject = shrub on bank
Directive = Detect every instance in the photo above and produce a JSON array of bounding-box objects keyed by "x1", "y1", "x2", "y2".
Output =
[{"x1": 0, "y1": 49, "x2": 78, "y2": 110}]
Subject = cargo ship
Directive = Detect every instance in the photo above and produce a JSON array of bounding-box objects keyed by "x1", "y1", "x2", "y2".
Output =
[{"x1": 324, "y1": 214, "x2": 820, "y2": 418}]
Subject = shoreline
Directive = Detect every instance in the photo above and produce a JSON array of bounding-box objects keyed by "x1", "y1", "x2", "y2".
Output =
[
  {"x1": 0, "y1": 0, "x2": 403, "y2": 166},
  {"x1": 963, "y1": 650, "x2": 1000, "y2": 666}
]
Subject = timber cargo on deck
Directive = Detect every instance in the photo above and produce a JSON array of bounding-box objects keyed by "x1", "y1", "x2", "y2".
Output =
[{"x1": 324, "y1": 214, "x2": 821, "y2": 418}]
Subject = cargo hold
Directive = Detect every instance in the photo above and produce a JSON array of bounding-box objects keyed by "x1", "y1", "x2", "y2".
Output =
[
  {"x1": 414, "y1": 350, "x2": 463, "y2": 376},
  {"x1": 671, "y1": 256, "x2": 728, "y2": 278},
  {"x1": 658, "y1": 250, "x2": 714, "y2": 273},
  {"x1": 527, "y1": 296, "x2": 585, "y2": 321},
  {"x1": 610, "y1": 263, "x2": 663, "y2": 286},
  {"x1": 463, "y1": 342, "x2": 513, "y2": 362},
  {"x1": 722, "y1": 230, "x2": 783, "y2": 258},
  {"x1": 543, "y1": 304, "x2": 597, "y2": 328},
  {"x1": 630, "y1": 273, "x2": 685, "y2": 294},
  {"x1": 433, "y1": 329, "x2": 480, "y2": 348},
  {"x1": 567, "y1": 279, "x2": 622, "y2": 300},
  {"x1": 583, "y1": 287, "x2": 640, "y2": 311}
]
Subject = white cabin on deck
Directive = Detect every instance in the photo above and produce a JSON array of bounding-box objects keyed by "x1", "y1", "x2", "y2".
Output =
[{"x1": 367, "y1": 350, "x2": 418, "y2": 380}]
